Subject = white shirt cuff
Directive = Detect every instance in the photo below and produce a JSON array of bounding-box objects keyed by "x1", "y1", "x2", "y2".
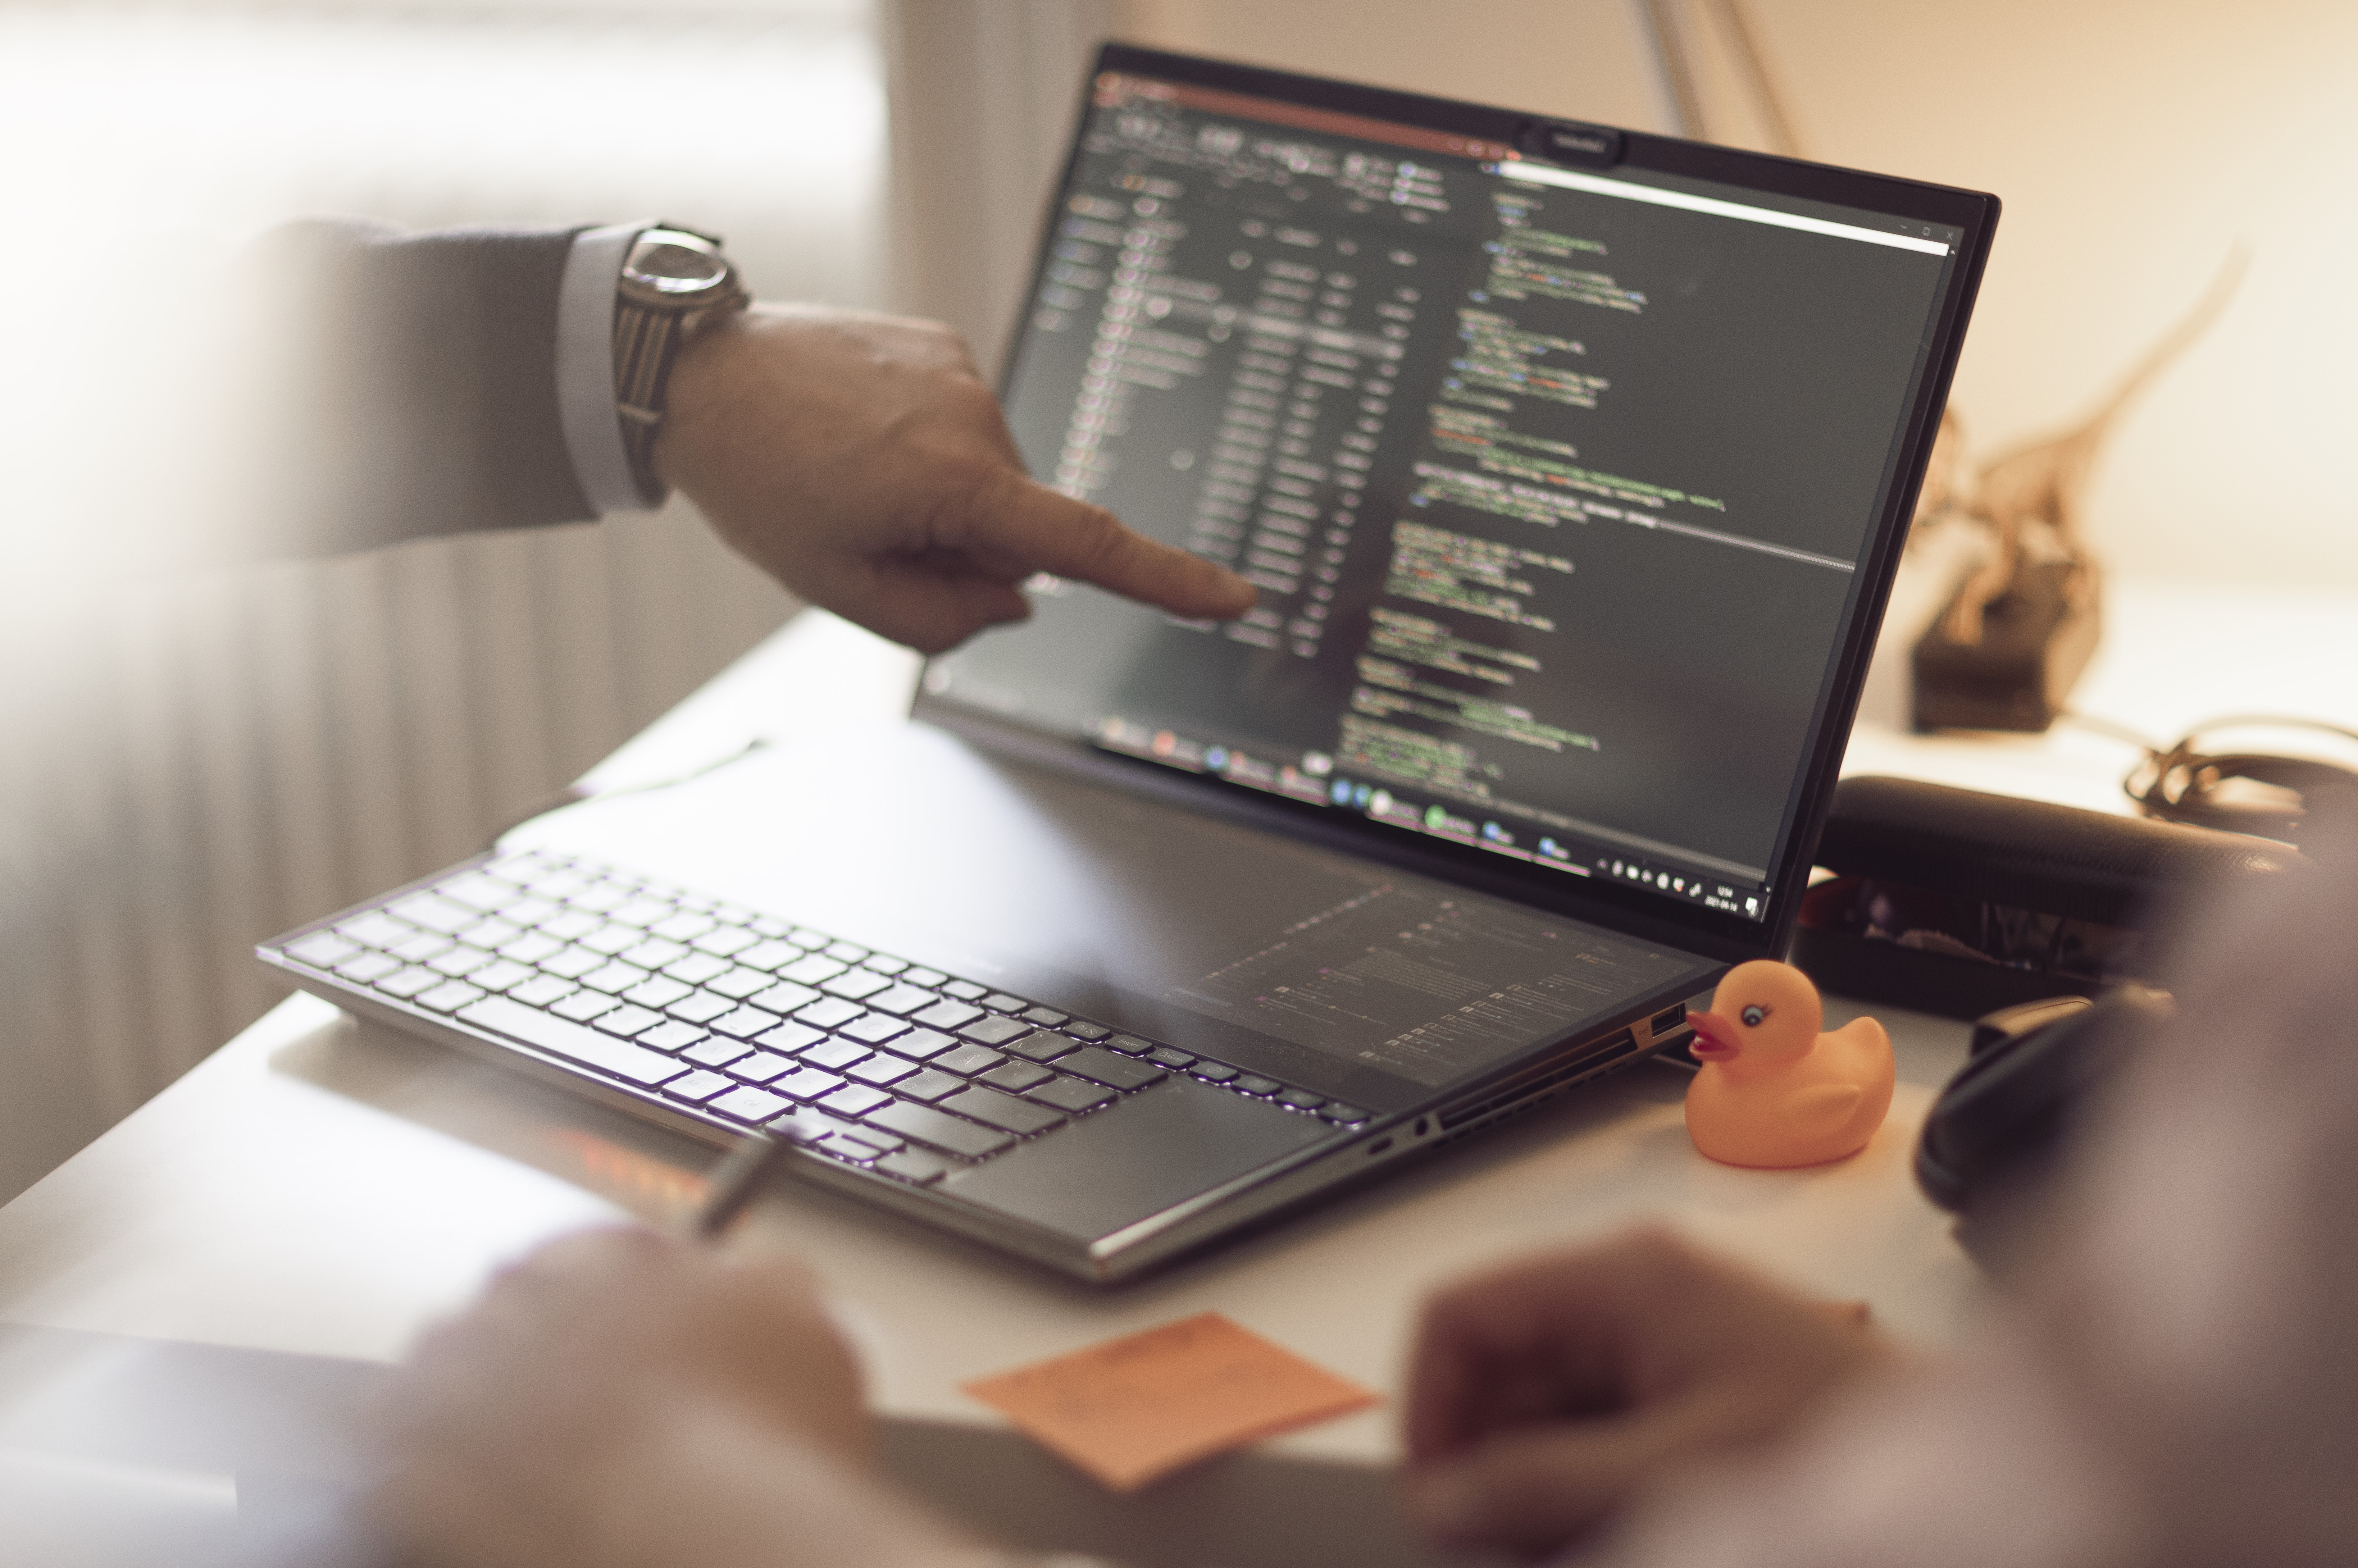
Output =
[{"x1": 557, "y1": 220, "x2": 659, "y2": 516}]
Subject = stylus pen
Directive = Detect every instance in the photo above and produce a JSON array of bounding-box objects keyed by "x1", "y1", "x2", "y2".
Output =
[{"x1": 692, "y1": 1131, "x2": 796, "y2": 1240}]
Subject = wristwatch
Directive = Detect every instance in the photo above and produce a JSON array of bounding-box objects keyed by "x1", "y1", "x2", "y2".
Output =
[{"x1": 612, "y1": 224, "x2": 752, "y2": 502}]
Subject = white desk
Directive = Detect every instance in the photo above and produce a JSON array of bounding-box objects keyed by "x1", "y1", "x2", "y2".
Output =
[{"x1": 3, "y1": 579, "x2": 2347, "y2": 1566}]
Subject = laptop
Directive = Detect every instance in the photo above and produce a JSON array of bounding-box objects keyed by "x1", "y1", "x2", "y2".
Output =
[{"x1": 259, "y1": 44, "x2": 1996, "y2": 1282}]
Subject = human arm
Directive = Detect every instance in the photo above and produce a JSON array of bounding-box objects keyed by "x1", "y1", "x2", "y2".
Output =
[
  {"x1": 368, "y1": 1227, "x2": 970, "y2": 1568},
  {"x1": 1401, "y1": 1227, "x2": 1887, "y2": 1560}
]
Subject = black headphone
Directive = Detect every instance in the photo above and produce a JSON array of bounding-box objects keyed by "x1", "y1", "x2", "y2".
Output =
[{"x1": 2123, "y1": 716, "x2": 2358, "y2": 843}]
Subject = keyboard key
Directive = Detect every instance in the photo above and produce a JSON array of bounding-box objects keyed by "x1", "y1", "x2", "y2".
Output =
[
  {"x1": 1189, "y1": 1063, "x2": 1240, "y2": 1084},
  {"x1": 285, "y1": 931, "x2": 360, "y2": 968},
  {"x1": 416, "y1": 980, "x2": 486, "y2": 1014},
  {"x1": 801, "y1": 1038, "x2": 872, "y2": 1072},
  {"x1": 689, "y1": 926, "x2": 759, "y2": 958},
  {"x1": 1233, "y1": 1076, "x2": 1282, "y2": 1096},
  {"x1": 456, "y1": 918, "x2": 523, "y2": 952},
  {"x1": 1276, "y1": 1088, "x2": 1327, "y2": 1111},
  {"x1": 1028, "y1": 1076, "x2": 1116, "y2": 1114},
  {"x1": 498, "y1": 931, "x2": 566, "y2": 966},
  {"x1": 1056, "y1": 1048, "x2": 1167, "y2": 1092},
  {"x1": 794, "y1": 997, "x2": 865, "y2": 1030},
  {"x1": 726, "y1": 1052, "x2": 799, "y2": 1085},
  {"x1": 458, "y1": 997, "x2": 686, "y2": 1088},
  {"x1": 821, "y1": 970, "x2": 892, "y2": 1001},
  {"x1": 755, "y1": 1022, "x2": 828, "y2": 1055},
  {"x1": 821, "y1": 1085, "x2": 893, "y2": 1118},
  {"x1": 375, "y1": 967, "x2": 443, "y2": 999},
  {"x1": 959, "y1": 1016, "x2": 1032, "y2": 1048},
  {"x1": 748, "y1": 916, "x2": 792, "y2": 938},
  {"x1": 581, "y1": 961, "x2": 651, "y2": 995},
  {"x1": 638, "y1": 1021, "x2": 708, "y2": 1053},
  {"x1": 888, "y1": 1029, "x2": 959, "y2": 1061},
  {"x1": 733, "y1": 940, "x2": 803, "y2": 972},
  {"x1": 861, "y1": 956, "x2": 909, "y2": 976},
  {"x1": 824, "y1": 941, "x2": 870, "y2": 963},
  {"x1": 333, "y1": 952, "x2": 402, "y2": 984},
  {"x1": 864, "y1": 1101, "x2": 1014, "y2": 1159},
  {"x1": 566, "y1": 883, "x2": 631, "y2": 915},
  {"x1": 940, "y1": 980, "x2": 987, "y2": 1001},
  {"x1": 524, "y1": 870, "x2": 591, "y2": 901},
  {"x1": 747, "y1": 982, "x2": 821, "y2": 1015},
  {"x1": 623, "y1": 976, "x2": 693, "y2": 1010},
  {"x1": 778, "y1": 954, "x2": 847, "y2": 985},
  {"x1": 649, "y1": 912, "x2": 716, "y2": 943},
  {"x1": 552, "y1": 990, "x2": 620, "y2": 1023},
  {"x1": 711, "y1": 903, "x2": 756, "y2": 924},
  {"x1": 774, "y1": 1068, "x2": 847, "y2": 1102},
  {"x1": 980, "y1": 1061, "x2": 1054, "y2": 1093},
  {"x1": 495, "y1": 894, "x2": 560, "y2": 925},
  {"x1": 913, "y1": 1000, "x2": 985, "y2": 1032},
  {"x1": 710, "y1": 1086, "x2": 792, "y2": 1126},
  {"x1": 539, "y1": 909, "x2": 603, "y2": 943},
  {"x1": 981, "y1": 993, "x2": 1030, "y2": 1013},
  {"x1": 435, "y1": 873, "x2": 516, "y2": 913},
  {"x1": 767, "y1": 1107, "x2": 853, "y2": 1146},
  {"x1": 661, "y1": 952, "x2": 733, "y2": 985},
  {"x1": 1148, "y1": 1047, "x2": 1198, "y2": 1070},
  {"x1": 848, "y1": 1053, "x2": 919, "y2": 1086},
  {"x1": 335, "y1": 912, "x2": 413, "y2": 949},
  {"x1": 865, "y1": 985, "x2": 938, "y2": 1017},
  {"x1": 877, "y1": 1148, "x2": 953, "y2": 1184},
  {"x1": 538, "y1": 947, "x2": 604, "y2": 980},
  {"x1": 661, "y1": 1070, "x2": 736, "y2": 1104},
  {"x1": 390, "y1": 893, "x2": 477, "y2": 935},
  {"x1": 931, "y1": 1043, "x2": 1005, "y2": 1077},
  {"x1": 707, "y1": 968, "x2": 776, "y2": 1000},
  {"x1": 1021, "y1": 1006, "x2": 1069, "y2": 1026},
  {"x1": 902, "y1": 967, "x2": 948, "y2": 988},
  {"x1": 786, "y1": 927, "x2": 831, "y2": 948},
  {"x1": 666, "y1": 991, "x2": 736, "y2": 1025},
  {"x1": 607, "y1": 898, "x2": 673, "y2": 930},
  {"x1": 818, "y1": 1131, "x2": 887, "y2": 1163},
  {"x1": 841, "y1": 1013, "x2": 911, "y2": 1045},
  {"x1": 390, "y1": 932, "x2": 454, "y2": 964},
  {"x1": 710, "y1": 1006, "x2": 785, "y2": 1040},
  {"x1": 1320, "y1": 1103, "x2": 1371, "y2": 1125},
  {"x1": 895, "y1": 1069, "x2": 965, "y2": 1102},
  {"x1": 1002, "y1": 1030, "x2": 1076, "y2": 1064},
  {"x1": 1060, "y1": 1021, "x2": 1109, "y2": 1042},
  {"x1": 593, "y1": 1005, "x2": 664, "y2": 1038},
  {"x1": 469, "y1": 959, "x2": 536, "y2": 993},
  {"x1": 1105, "y1": 1034, "x2": 1155, "y2": 1055},
  {"x1": 619, "y1": 938, "x2": 689, "y2": 971},
  {"x1": 506, "y1": 974, "x2": 578, "y2": 1008},
  {"x1": 942, "y1": 1087, "x2": 1064, "y2": 1136},
  {"x1": 579, "y1": 925, "x2": 642, "y2": 957},
  {"x1": 683, "y1": 1037, "x2": 754, "y2": 1069}
]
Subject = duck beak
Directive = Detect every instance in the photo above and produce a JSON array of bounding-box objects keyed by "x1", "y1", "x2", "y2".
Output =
[{"x1": 1688, "y1": 1011, "x2": 1740, "y2": 1062}]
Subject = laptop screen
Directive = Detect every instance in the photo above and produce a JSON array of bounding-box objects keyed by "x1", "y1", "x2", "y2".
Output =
[{"x1": 923, "y1": 54, "x2": 1976, "y2": 934}]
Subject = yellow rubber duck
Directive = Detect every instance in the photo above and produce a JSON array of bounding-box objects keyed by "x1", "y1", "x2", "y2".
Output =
[{"x1": 1684, "y1": 960, "x2": 1894, "y2": 1168}]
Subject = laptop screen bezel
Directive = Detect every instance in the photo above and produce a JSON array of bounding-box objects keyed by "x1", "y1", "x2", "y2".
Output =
[{"x1": 910, "y1": 41, "x2": 1999, "y2": 968}]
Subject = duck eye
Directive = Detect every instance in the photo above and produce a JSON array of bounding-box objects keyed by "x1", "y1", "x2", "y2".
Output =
[{"x1": 1740, "y1": 1004, "x2": 1768, "y2": 1027}]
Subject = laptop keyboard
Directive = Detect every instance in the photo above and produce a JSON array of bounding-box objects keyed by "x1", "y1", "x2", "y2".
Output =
[{"x1": 267, "y1": 849, "x2": 1372, "y2": 1186}]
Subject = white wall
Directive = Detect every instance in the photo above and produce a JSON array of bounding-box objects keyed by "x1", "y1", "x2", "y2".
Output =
[{"x1": 1111, "y1": 0, "x2": 2358, "y2": 590}]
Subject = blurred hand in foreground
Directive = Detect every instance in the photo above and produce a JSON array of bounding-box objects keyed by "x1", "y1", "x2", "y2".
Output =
[
  {"x1": 659, "y1": 305, "x2": 1256, "y2": 654},
  {"x1": 1402, "y1": 1227, "x2": 1889, "y2": 1560},
  {"x1": 369, "y1": 1227, "x2": 960, "y2": 1568}
]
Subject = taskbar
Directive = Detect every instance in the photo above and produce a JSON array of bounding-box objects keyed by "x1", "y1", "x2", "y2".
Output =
[{"x1": 1091, "y1": 715, "x2": 1767, "y2": 921}]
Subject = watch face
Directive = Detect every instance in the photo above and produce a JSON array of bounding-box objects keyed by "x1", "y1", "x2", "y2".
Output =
[{"x1": 625, "y1": 233, "x2": 726, "y2": 296}]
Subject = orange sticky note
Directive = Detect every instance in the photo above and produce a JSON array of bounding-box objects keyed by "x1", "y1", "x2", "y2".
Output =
[{"x1": 961, "y1": 1312, "x2": 1377, "y2": 1492}]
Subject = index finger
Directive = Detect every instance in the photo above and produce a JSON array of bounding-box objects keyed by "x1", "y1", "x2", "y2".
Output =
[
  {"x1": 1406, "y1": 1251, "x2": 1639, "y2": 1463},
  {"x1": 966, "y1": 469, "x2": 1257, "y2": 621}
]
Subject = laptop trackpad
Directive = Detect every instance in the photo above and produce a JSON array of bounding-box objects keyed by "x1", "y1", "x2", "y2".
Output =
[{"x1": 941, "y1": 1077, "x2": 1335, "y2": 1242}]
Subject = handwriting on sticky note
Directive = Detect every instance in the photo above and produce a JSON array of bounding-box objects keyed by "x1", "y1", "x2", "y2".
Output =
[{"x1": 961, "y1": 1312, "x2": 1378, "y2": 1492}]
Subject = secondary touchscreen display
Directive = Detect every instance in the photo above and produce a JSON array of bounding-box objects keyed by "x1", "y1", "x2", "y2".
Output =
[{"x1": 925, "y1": 68, "x2": 1962, "y2": 926}]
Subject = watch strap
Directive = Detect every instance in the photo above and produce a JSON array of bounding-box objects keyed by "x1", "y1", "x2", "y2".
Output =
[{"x1": 611, "y1": 230, "x2": 750, "y2": 504}]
